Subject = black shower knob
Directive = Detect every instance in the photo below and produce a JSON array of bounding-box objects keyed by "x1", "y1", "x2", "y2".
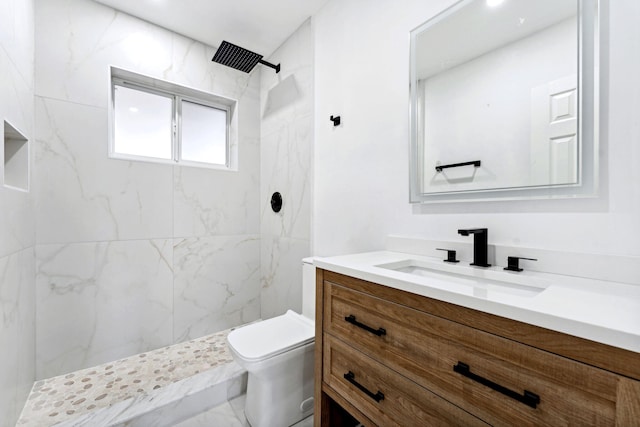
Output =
[{"x1": 270, "y1": 192, "x2": 283, "y2": 213}]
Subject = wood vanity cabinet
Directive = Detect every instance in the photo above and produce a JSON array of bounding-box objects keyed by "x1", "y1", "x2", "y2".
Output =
[{"x1": 314, "y1": 269, "x2": 640, "y2": 427}]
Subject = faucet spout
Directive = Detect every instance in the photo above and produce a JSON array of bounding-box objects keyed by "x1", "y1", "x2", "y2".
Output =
[
  {"x1": 457, "y1": 228, "x2": 491, "y2": 267},
  {"x1": 457, "y1": 228, "x2": 485, "y2": 237}
]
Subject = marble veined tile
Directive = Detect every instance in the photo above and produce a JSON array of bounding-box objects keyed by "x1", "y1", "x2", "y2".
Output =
[
  {"x1": 107, "y1": 368, "x2": 245, "y2": 427},
  {"x1": 174, "y1": 399, "x2": 248, "y2": 427},
  {"x1": 35, "y1": 239, "x2": 173, "y2": 379},
  {"x1": 0, "y1": 48, "x2": 34, "y2": 150},
  {"x1": 0, "y1": 0, "x2": 34, "y2": 90},
  {"x1": 259, "y1": 20, "x2": 312, "y2": 243},
  {"x1": 35, "y1": 0, "x2": 257, "y2": 111},
  {"x1": 173, "y1": 235, "x2": 261, "y2": 342},
  {"x1": 260, "y1": 236, "x2": 310, "y2": 320},
  {"x1": 34, "y1": 97, "x2": 173, "y2": 244},
  {"x1": 260, "y1": 20, "x2": 313, "y2": 137},
  {"x1": 0, "y1": 186, "x2": 34, "y2": 259},
  {"x1": 0, "y1": 247, "x2": 35, "y2": 427},
  {"x1": 260, "y1": 67, "x2": 313, "y2": 136},
  {"x1": 0, "y1": 55, "x2": 35, "y2": 257},
  {"x1": 35, "y1": 0, "x2": 173, "y2": 107},
  {"x1": 260, "y1": 116, "x2": 312, "y2": 241},
  {"x1": 173, "y1": 149, "x2": 260, "y2": 238}
]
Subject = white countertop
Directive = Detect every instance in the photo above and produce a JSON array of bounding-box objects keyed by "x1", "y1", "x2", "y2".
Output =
[{"x1": 314, "y1": 251, "x2": 640, "y2": 353}]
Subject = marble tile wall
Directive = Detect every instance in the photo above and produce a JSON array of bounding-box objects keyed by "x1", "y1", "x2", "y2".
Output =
[
  {"x1": 0, "y1": 249, "x2": 36, "y2": 427},
  {"x1": 33, "y1": 0, "x2": 261, "y2": 380},
  {"x1": 259, "y1": 20, "x2": 314, "y2": 319},
  {"x1": 34, "y1": 97, "x2": 174, "y2": 244},
  {"x1": 0, "y1": 0, "x2": 35, "y2": 258},
  {"x1": 173, "y1": 235, "x2": 261, "y2": 342},
  {"x1": 35, "y1": 240, "x2": 174, "y2": 378},
  {"x1": 0, "y1": 0, "x2": 36, "y2": 425}
]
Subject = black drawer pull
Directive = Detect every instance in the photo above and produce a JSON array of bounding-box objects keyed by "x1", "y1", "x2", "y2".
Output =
[
  {"x1": 344, "y1": 371, "x2": 384, "y2": 402},
  {"x1": 345, "y1": 315, "x2": 386, "y2": 336},
  {"x1": 453, "y1": 362, "x2": 540, "y2": 409}
]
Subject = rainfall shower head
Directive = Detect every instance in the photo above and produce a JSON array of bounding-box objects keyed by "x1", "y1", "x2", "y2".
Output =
[{"x1": 212, "y1": 41, "x2": 280, "y2": 74}]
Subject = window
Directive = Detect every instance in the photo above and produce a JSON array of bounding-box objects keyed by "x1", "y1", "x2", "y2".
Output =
[
  {"x1": 110, "y1": 68, "x2": 235, "y2": 169},
  {"x1": 113, "y1": 85, "x2": 173, "y2": 160},
  {"x1": 180, "y1": 100, "x2": 227, "y2": 165}
]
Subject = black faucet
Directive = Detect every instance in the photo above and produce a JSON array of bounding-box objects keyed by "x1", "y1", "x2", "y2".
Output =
[{"x1": 457, "y1": 228, "x2": 491, "y2": 267}]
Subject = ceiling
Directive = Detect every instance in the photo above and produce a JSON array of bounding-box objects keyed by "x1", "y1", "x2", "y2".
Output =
[{"x1": 93, "y1": 0, "x2": 329, "y2": 57}]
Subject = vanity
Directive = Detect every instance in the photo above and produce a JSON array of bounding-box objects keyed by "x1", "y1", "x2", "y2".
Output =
[{"x1": 312, "y1": 250, "x2": 640, "y2": 426}]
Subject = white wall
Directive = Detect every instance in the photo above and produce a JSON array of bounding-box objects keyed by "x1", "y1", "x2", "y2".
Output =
[
  {"x1": 34, "y1": 0, "x2": 262, "y2": 379},
  {"x1": 259, "y1": 20, "x2": 313, "y2": 319},
  {"x1": 0, "y1": 0, "x2": 36, "y2": 424},
  {"x1": 313, "y1": 0, "x2": 640, "y2": 259}
]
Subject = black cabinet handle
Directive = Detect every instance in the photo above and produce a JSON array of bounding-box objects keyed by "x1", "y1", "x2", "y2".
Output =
[
  {"x1": 344, "y1": 371, "x2": 384, "y2": 402},
  {"x1": 453, "y1": 362, "x2": 540, "y2": 409},
  {"x1": 345, "y1": 315, "x2": 386, "y2": 336}
]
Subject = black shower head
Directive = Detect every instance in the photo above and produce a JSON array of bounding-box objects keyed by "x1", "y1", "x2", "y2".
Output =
[{"x1": 211, "y1": 40, "x2": 280, "y2": 74}]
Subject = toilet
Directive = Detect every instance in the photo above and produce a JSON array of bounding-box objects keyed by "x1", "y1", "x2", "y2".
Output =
[{"x1": 227, "y1": 258, "x2": 316, "y2": 427}]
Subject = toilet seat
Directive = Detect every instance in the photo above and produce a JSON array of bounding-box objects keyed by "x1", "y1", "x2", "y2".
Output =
[{"x1": 227, "y1": 310, "x2": 314, "y2": 363}]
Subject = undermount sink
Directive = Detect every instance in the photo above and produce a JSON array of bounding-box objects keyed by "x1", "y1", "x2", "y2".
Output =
[{"x1": 375, "y1": 259, "x2": 548, "y2": 298}]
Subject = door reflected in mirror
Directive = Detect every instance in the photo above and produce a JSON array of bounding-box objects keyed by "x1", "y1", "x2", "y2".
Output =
[{"x1": 409, "y1": 0, "x2": 599, "y2": 203}]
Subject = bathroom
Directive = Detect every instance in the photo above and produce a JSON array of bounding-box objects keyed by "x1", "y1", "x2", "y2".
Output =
[{"x1": 0, "y1": 0, "x2": 638, "y2": 425}]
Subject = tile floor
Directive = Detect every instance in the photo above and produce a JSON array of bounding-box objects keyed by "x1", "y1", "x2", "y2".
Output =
[{"x1": 176, "y1": 394, "x2": 314, "y2": 427}]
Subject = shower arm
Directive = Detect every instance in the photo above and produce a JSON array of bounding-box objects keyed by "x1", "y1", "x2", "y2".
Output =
[{"x1": 258, "y1": 59, "x2": 280, "y2": 73}]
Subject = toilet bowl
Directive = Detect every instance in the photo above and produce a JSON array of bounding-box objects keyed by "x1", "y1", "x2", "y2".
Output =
[{"x1": 227, "y1": 258, "x2": 316, "y2": 427}]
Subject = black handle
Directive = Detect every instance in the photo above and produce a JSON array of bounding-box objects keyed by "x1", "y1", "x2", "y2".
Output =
[
  {"x1": 270, "y1": 192, "x2": 283, "y2": 213},
  {"x1": 330, "y1": 115, "x2": 341, "y2": 126},
  {"x1": 453, "y1": 362, "x2": 540, "y2": 409},
  {"x1": 345, "y1": 315, "x2": 386, "y2": 336},
  {"x1": 504, "y1": 256, "x2": 538, "y2": 272},
  {"x1": 435, "y1": 160, "x2": 481, "y2": 172},
  {"x1": 344, "y1": 371, "x2": 384, "y2": 402},
  {"x1": 436, "y1": 248, "x2": 460, "y2": 263}
]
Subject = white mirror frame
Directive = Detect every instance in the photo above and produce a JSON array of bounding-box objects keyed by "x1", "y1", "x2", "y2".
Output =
[{"x1": 409, "y1": 0, "x2": 600, "y2": 203}]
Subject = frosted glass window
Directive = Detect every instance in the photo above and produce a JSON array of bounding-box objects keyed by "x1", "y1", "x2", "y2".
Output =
[
  {"x1": 181, "y1": 101, "x2": 227, "y2": 165},
  {"x1": 113, "y1": 85, "x2": 173, "y2": 160},
  {"x1": 110, "y1": 69, "x2": 234, "y2": 169}
]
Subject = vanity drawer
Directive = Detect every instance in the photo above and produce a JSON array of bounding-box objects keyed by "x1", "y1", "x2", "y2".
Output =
[
  {"x1": 324, "y1": 280, "x2": 621, "y2": 426},
  {"x1": 323, "y1": 333, "x2": 489, "y2": 427}
]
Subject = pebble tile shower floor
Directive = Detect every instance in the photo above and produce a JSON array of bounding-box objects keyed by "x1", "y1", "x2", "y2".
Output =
[{"x1": 17, "y1": 328, "x2": 242, "y2": 426}]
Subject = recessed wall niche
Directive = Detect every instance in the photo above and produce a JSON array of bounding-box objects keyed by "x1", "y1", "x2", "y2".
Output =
[{"x1": 3, "y1": 120, "x2": 29, "y2": 191}]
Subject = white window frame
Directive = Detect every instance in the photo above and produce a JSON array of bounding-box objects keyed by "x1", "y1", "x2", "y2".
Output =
[{"x1": 109, "y1": 67, "x2": 236, "y2": 170}]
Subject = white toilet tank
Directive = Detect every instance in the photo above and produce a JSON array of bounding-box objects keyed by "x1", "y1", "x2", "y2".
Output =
[
  {"x1": 227, "y1": 257, "x2": 317, "y2": 427},
  {"x1": 301, "y1": 257, "x2": 315, "y2": 320}
]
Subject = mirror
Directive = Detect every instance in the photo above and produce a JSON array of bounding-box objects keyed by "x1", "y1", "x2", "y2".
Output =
[{"x1": 409, "y1": 0, "x2": 599, "y2": 203}]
